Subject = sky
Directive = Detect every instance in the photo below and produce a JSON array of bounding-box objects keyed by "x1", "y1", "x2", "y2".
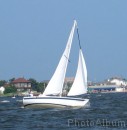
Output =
[{"x1": 0, "y1": 0, "x2": 127, "y2": 82}]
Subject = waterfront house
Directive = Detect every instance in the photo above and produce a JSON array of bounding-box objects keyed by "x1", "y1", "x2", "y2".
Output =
[
  {"x1": 12, "y1": 78, "x2": 31, "y2": 91},
  {"x1": 107, "y1": 77, "x2": 127, "y2": 86}
]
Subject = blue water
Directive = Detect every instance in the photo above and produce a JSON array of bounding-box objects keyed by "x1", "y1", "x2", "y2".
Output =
[{"x1": 0, "y1": 93, "x2": 127, "y2": 130}]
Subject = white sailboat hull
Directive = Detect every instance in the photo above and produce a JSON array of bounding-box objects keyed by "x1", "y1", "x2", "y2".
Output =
[{"x1": 23, "y1": 96, "x2": 89, "y2": 108}]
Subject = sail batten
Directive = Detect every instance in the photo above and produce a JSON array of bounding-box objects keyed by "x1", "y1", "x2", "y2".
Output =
[{"x1": 43, "y1": 20, "x2": 77, "y2": 96}]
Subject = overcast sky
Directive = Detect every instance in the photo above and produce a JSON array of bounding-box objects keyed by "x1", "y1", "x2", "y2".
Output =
[{"x1": 0, "y1": 0, "x2": 127, "y2": 82}]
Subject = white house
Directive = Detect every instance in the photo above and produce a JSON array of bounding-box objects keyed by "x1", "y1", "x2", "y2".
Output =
[
  {"x1": 0, "y1": 86, "x2": 5, "y2": 94},
  {"x1": 108, "y1": 77, "x2": 127, "y2": 86}
]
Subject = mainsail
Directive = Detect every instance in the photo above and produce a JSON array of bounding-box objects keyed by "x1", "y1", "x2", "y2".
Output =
[
  {"x1": 68, "y1": 49, "x2": 87, "y2": 96},
  {"x1": 43, "y1": 20, "x2": 77, "y2": 96}
]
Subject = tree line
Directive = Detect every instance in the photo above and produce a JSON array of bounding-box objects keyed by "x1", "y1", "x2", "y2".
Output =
[{"x1": 0, "y1": 78, "x2": 47, "y2": 94}]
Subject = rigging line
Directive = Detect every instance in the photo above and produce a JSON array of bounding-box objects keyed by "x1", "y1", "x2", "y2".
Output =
[{"x1": 76, "y1": 27, "x2": 82, "y2": 49}]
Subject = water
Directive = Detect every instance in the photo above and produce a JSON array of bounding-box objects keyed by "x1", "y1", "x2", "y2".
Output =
[{"x1": 0, "y1": 93, "x2": 127, "y2": 130}]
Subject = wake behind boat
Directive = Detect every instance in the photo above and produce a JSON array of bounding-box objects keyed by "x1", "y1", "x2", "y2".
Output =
[
  {"x1": 0, "y1": 100, "x2": 10, "y2": 103},
  {"x1": 23, "y1": 20, "x2": 89, "y2": 108}
]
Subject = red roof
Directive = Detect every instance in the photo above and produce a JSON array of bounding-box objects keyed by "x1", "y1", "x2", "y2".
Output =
[{"x1": 12, "y1": 78, "x2": 31, "y2": 83}]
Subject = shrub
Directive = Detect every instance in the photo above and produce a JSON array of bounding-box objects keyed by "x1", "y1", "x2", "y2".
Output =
[{"x1": 4, "y1": 85, "x2": 17, "y2": 94}]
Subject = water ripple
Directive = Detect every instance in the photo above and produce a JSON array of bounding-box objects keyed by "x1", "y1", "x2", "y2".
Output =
[{"x1": 0, "y1": 93, "x2": 127, "y2": 130}]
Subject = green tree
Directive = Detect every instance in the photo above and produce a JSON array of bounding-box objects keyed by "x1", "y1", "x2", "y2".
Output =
[
  {"x1": 0, "y1": 80, "x2": 7, "y2": 86},
  {"x1": 29, "y1": 78, "x2": 47, "y2": 92},
  {"x1": 9, "y1": 78, "x2": 15, "y2": 83},
  {"x1": 29, "y1": 78, "x2": 38, "y2": 91},
  {"x1": 36, "y1": 82, "x2": 45, "y2": 93},
  {"x1": 4, "y1": 85, "x2": 17, "y2": 94}
]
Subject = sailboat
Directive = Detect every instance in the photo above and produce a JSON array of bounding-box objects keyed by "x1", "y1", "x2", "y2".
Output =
[{"x1": 23, "y1": 20, "x2": 89, "y2": 108}]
